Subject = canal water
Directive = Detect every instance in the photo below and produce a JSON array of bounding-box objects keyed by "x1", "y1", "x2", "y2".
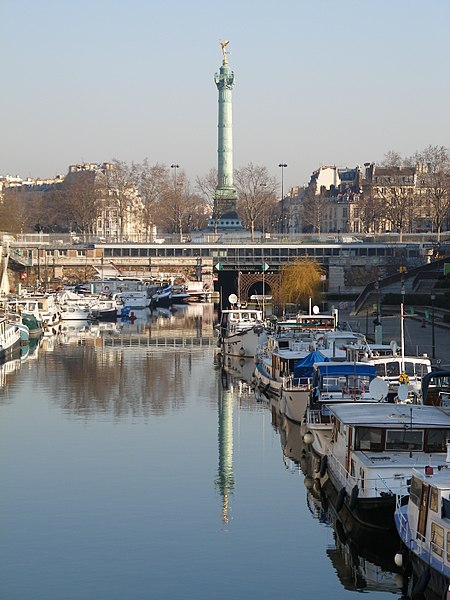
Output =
[{"x1": 0, "y1": 304, "x2": 406, "y2": 600}]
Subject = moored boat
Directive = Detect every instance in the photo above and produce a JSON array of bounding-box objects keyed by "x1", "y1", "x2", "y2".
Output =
[
  {"x1": 218, "y1": 307, "x2": 265, "y2": 358},
  {"x1": 395, "y1": 465, "x2": 450, "y2": 598},
  {"x1": 321, "y1": 402, "x2": 450, "y2": 530},
  {"x1": 0, "y1": 316, "x2": 22, "y2": 363}
]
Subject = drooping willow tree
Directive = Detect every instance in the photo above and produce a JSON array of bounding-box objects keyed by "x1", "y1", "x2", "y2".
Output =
[{"x1": 275, "y1": 260, "x2": 325, "y2": 311}]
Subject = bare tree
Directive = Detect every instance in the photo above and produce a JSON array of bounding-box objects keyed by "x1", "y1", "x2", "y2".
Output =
[
  {"x1": 158, "y1": 168, "x2": 193, "y2": 240},
  {"x1": 301, "y1": 186, "x2": 328, "y2": 234},
  {"x1": 234, "y1": 163, "x2": 277, "y2": 240},
  {"x1": 379, "y1": 186, "x2": 416, "y2": 242},
  {"x1": 407, "y1": 145, "x2": 450, "y2": 242},
  {"x1": 61, "y1": 170, "x2": 102, "y2": 238},
  {"x1": 195, "y1": 168, "x2": 217, "y2": 214},
  {"x1": 136, "y1": 160, "x2": 169, "y2": 241},
  {"x1": 104, "y1": 159, "x2": 139, "y2": 240},
  {"x1": 1, "y1": 187, "x2": 43, "y2": 233},
  {"x1": 380, "y1": 150, "x2": 403, "y2": 167},
  {"x1": 358, "y1": 183, "x2": 386, "y2": 234}
]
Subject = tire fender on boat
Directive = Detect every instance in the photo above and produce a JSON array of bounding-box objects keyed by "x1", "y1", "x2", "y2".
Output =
[
  {"x1": 349, "y1": 484, "x2": 359, "y2": 511},
  {"x1": 319, "y1": 455, "x2": 328, "y2": 479},
  {"x1": 412, "y1": 567, "x2": 431, "y2": 597},
  {"x1": 336, "y1": 487, "x2": 346, "y2": 513},
  {"x1": 335, "y1": 519, "x2": 347, "y2": 545}
]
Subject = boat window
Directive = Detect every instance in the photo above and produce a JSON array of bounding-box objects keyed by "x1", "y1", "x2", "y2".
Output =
[
  {"x1": 410, "y1": 476, "x2": 422, "y2": 507},
  {"x1": 447, "y1": 532, "x2": 450, "y2": 562},
  {"x1": 415, "y1": 362, "x2": 429, "y2": 377},
  {"x1": 443, "y1": 498, "x2": 450, "y2": 519},
  {"x1": 386, "y1": 362, "x2": 400, "y2": 377},
  {"x1": 375, "y1": 364, "x2": 386, "y2": 377},
  {"x1": 431, "y1": 523, "x2": 444, "y2": 557},
  {"x1": 425, "y1": 429, "x2": 450, "y2": 452},
  {"x1": 404, "y1": 362, "x2": 415, "y2": 376},
  {"x1": 429, "y1": 487, "x2": 439, "y2": 512},
  {"x1": 321, "y1": 377, "x2": 342, "y2": 392},
  {"x1": 354, "y1": 427, "x2": 383, "y2": 451},
  {"x1": 385, "y1": 429, "x2": 423, "y2": 451}
]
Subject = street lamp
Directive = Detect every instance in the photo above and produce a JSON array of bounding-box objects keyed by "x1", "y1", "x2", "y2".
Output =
[
  {"x1": 170, "y1": 164, "x2": 179, "y2": 187},
  {"x1": 278, "y1": 163, "x2": 287, "y2": 233},
  {"x1": 431, "y1": 293, "x2": 436, "y2": 360},
  {"x1": 171, "y1": 164, "x2": 180, "y2": 240},
  {"x1": 259, "y1": 183, "x2": 267, "y2": 237},
  {"x1": 374, "y1": 280, "x2": 382, "y2": 344},
  {"x1": 374, "y1": 281, "x2": 380, "y2": 326}
]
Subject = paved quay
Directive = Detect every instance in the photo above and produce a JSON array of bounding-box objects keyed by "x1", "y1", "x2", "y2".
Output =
[{"x1": 338, "y1": 307, "x2": 450, "y2": 370}]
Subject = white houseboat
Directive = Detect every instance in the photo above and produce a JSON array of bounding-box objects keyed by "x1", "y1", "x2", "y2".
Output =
[
  {"x1": 322, "y1": 403, "x2": 450, "y2": 530},
  {"x1": 395, "y1": 465, "x2": 450, "y2": 598}
]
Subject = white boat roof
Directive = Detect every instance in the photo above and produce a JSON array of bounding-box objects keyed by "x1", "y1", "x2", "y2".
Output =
[
  {"x1": 328, "y1": 403, "x2": 450, "y2": 427},
  {"x1": 409, "y1": 466, "x2": 450, "y2": 490},
  {"x1": 222, "y1": 309, "x2": 262, "y2": 315}
]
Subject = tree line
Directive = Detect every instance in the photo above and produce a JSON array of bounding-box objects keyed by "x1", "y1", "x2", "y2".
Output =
[
  {"x1": 0, "y1": 160, "x2": 280, "y2": 240},
  {"x1": 1, "y1": 145, "x2": 448, "y2": 240}
]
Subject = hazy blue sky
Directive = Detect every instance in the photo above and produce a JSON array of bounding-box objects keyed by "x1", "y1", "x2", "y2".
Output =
[{"x1": 1, "y1": 0, "x2": 449, "y2": 192}]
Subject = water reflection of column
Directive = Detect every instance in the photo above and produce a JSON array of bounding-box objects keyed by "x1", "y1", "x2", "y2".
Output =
[{"x1": 215, "y1": 385, "x2": 235, "y2": 524}]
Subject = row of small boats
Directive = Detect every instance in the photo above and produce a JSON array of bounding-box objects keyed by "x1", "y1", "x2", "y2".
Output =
[{"x1": 218, "y1": 303, "x2": 450, "y2": 598}]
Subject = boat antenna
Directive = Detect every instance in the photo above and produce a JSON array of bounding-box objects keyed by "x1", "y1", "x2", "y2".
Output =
[
  {"x1": 409, "y1": 405, "x2": 413, "y2": 459},
  {"x1": 400, "y1": 277, "x2": 406, "y2": 374}
]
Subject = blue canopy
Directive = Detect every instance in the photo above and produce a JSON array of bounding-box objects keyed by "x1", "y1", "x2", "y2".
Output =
[
  {"x1": 293, "y1": 351, "x2": 329, "y2": 380},
  {"x1": 315, "y1": 362, "x2": 376, "y2": 378}
]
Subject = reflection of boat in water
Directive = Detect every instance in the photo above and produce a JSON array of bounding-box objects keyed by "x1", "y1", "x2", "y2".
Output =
[
  {"x1": 300, "y1": 439, "x2": 402, "y2": 594},
  {"x1": 221, "y1": 354, "x2": 256, "y2": 386},
  {"x1": 325, "y1": 513, "x2": 402, "y2": 594},
  {"x1": 0, "y1": 354, "x2": 22, "y2": 387}
]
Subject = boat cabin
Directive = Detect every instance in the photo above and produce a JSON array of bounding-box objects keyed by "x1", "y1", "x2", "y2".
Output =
[
  {"x1": 327, "y1": 403, "x2": 450, "y2": 499},
  {"x1": 220, "y1": 309, "x2": 263, "y2": 335},
  {"x1": 370, "y1": 356, "x2": 431, "y2": 386},
  {"x1": 311, "y1": 361, "x2": 377, "y2": 403},
  {"x1": 396, "y1": 466, "x2": 450, "y2": 586}
]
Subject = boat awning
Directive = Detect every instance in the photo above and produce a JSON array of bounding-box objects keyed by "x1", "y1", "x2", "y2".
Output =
[
  {"x1": 315, "y1": 362, "x2": 376, "y2": 378},
  {"x1": 294, "y1": 351, "x2": 328, "y2": 379}
]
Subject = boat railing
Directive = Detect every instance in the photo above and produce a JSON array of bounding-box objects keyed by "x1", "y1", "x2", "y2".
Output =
[
  {"x1": 327, "y1": 451, "x2": 410, "y2": 496},
  {"x1": 307, "y1": 409, "x2": 322, "y2": 425},
  {"x1": 283, "y1": 373, "x2": 311, "y2": 391},
  {"x1": 395, "y1": 493, "x2": 449, "y2": 574}
]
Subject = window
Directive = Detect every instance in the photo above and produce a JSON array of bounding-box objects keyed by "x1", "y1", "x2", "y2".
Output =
[
  {"x1": 385, "y1": 429, "x2": 423, "y2": 451},
  {"x1": 58, "y1": 250, "x2": 67, "y2": 257},
  {"x1": 354, "y1": 427, "x2": 383, "y2": 451},
  {"x1": 77, "y1": 250, "x2": 86, "y2": 257},
  {"x1": 375, "y1": 364, "x2": 386, "y2": 377},
  {"x1": 426, "y1": 429, "x2": 450, "y2": 453},
  {"x1": 429, "y1": 487, "x2": 439, "y2": 512},
  {"x1": 431, "y1": 523, "x2": 444, "y2": 557},
  {"x1": 386, "y1": 362, "x2": 400, "y2": 377},
  {"x1": 409, "y1": 476, "x2": 422, "y2": 506}
]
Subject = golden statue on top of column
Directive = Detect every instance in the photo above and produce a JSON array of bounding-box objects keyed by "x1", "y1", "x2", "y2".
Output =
[{"x1": 220, "y1": 40, "x2": 230, "y2": 64}]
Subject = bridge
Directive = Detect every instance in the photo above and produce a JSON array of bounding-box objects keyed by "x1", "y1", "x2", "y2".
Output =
[{"x1": 1, "y1": 232, "x2": 446, "y2": 299}]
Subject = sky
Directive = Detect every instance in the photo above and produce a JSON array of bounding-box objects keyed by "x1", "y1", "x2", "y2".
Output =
[{"x1": 1, "y1": 0, "x2": 449, "y2": 192}]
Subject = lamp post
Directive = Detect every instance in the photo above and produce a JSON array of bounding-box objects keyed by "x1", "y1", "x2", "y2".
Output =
[
  {"x1": 170, "y1": 163, "x2": 179, "y2": 187},
  {"x1": 171, "y1": 164, "x2": 180, "y2": 240},
  {"x1": 374, "y1": 280, "x2": 382, "y2": 344},
  {"x1": 400, "y1": 278, "x2": 405, "y2": 372},
  {"x1": 260, "y1": 183, "x2": 267, "y2": 237},
  {"x1": 278, "y1": 163, "x2": 287, "y2": 233},
  {"x1": 431, "y1": 293, "x2": 436, "y2": 360}
]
